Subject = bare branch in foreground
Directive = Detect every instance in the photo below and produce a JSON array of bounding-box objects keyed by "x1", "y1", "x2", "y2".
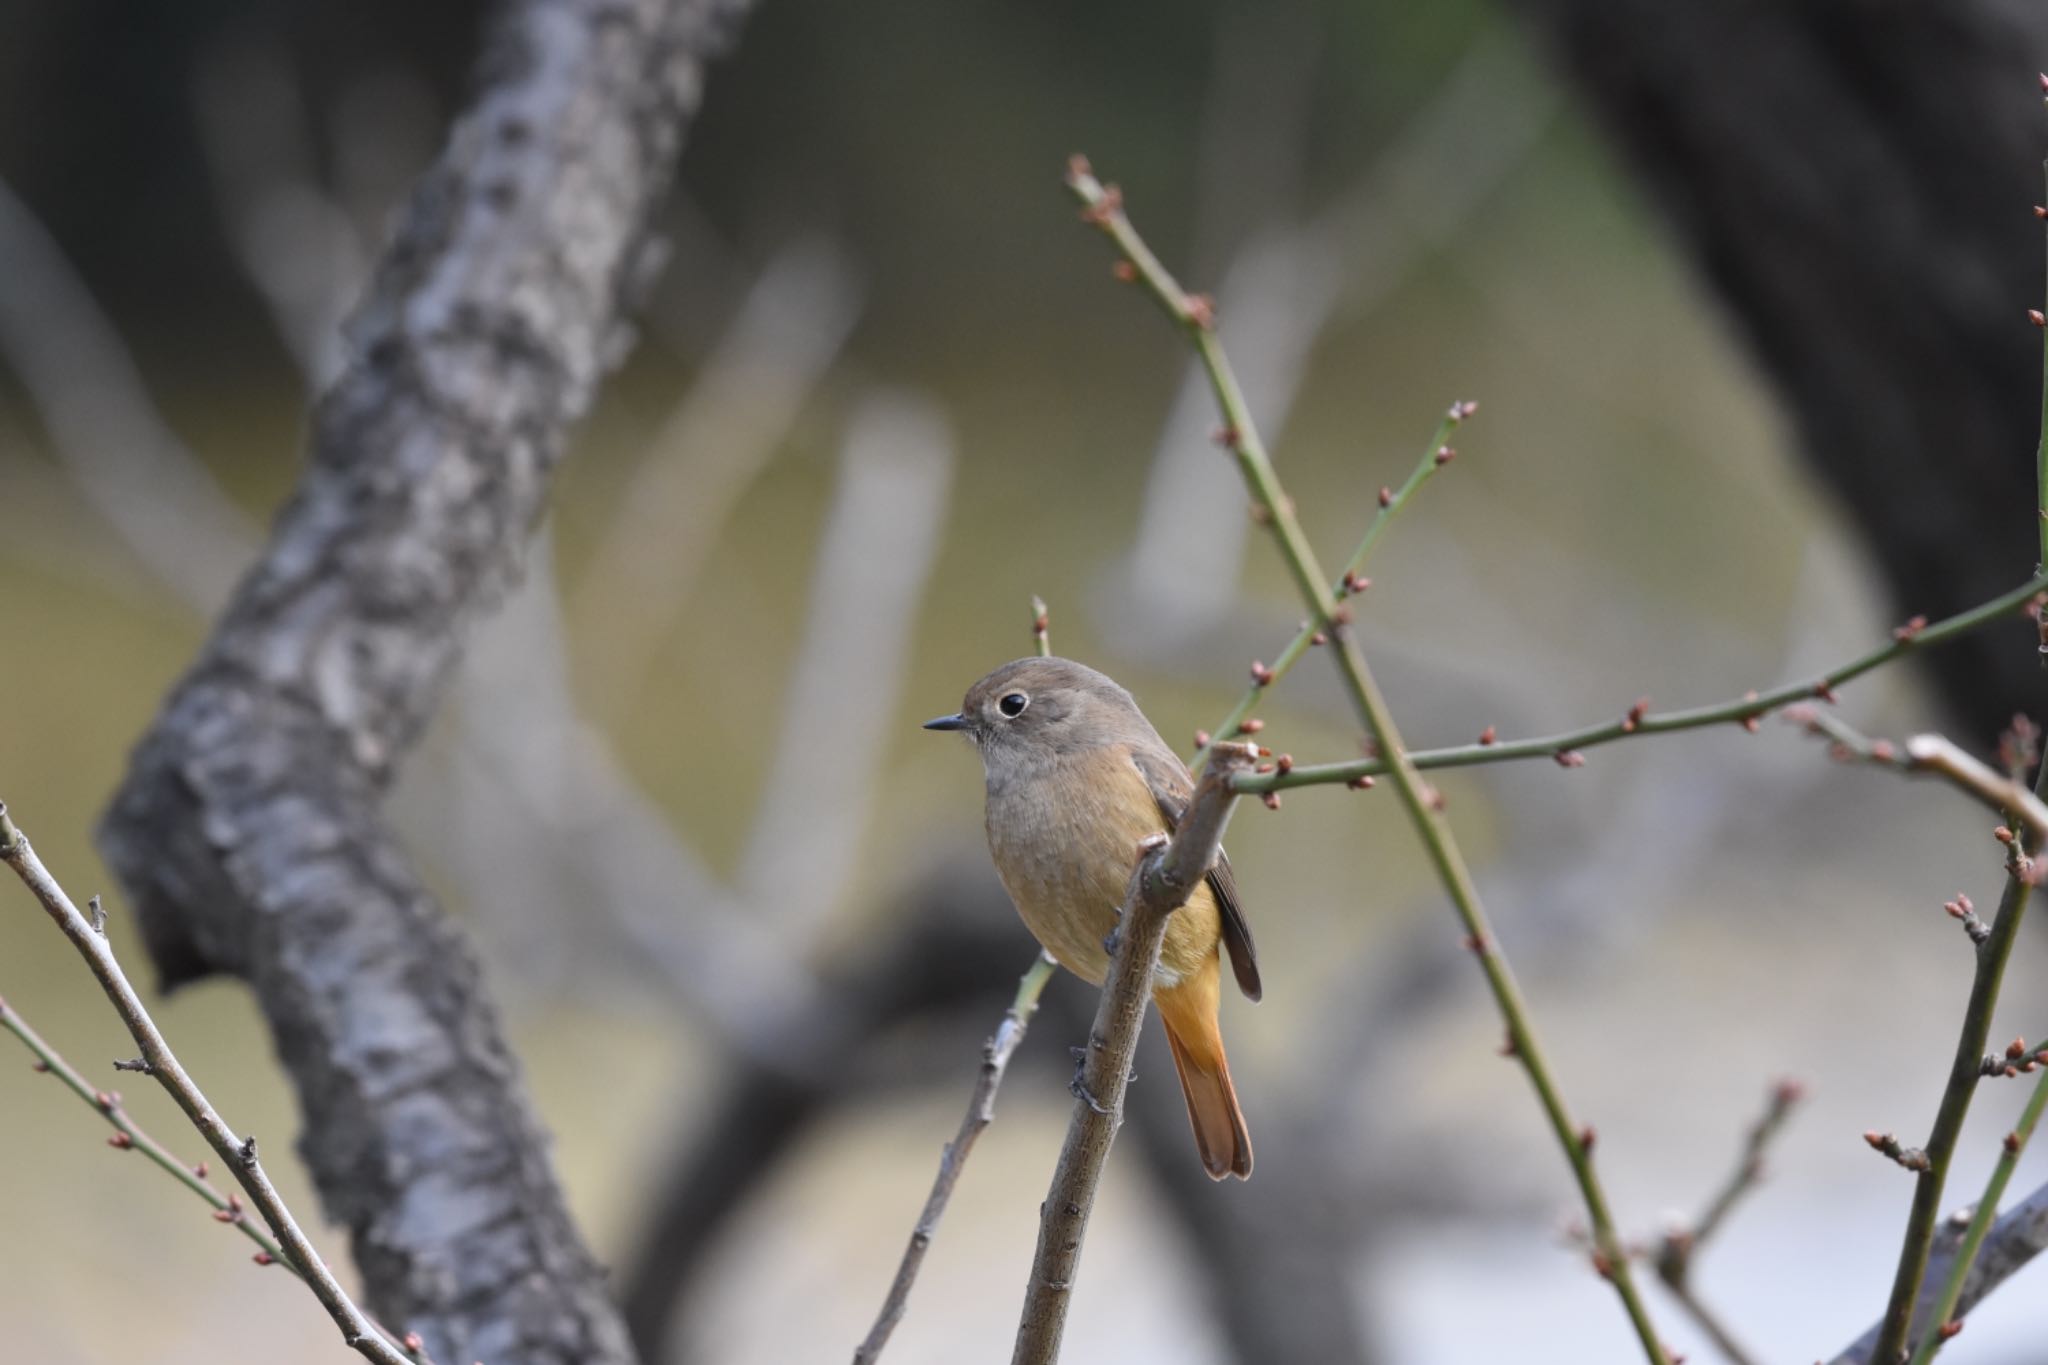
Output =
[
  {"x1": 853, "y1": 952, "x2": 1057, "y2": 1365},
  {"x1": 1011, "y1": 741, "x2": 1255, "y2": 1365},
  {"x1": 0, "y1": 805, "x2": 421, "y2": 1365}
]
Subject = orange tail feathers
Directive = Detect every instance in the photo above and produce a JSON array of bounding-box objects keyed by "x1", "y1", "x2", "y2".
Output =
[{"x1": 1157, "y1": 968, "x2": 1252, "y2": 1181}]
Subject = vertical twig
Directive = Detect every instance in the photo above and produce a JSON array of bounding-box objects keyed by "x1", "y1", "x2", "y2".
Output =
[
  {"x1": 851, "y1": 594, "x2": 1060, "y2": 1363},
  {"x1": 0, "y1": 805, "x2": 419, "y2": 1365},
  {"x1": 1010, "y1": 744, "x2": 1256, "y2": 1365},
  {"x1": 1066, "y1": 158, "x2": 1672, "y2": 1364}
]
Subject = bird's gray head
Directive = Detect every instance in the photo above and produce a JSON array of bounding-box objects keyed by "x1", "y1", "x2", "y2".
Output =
[{"x1": 923, "y1": 656, "x2": 1150, "y2": 766}]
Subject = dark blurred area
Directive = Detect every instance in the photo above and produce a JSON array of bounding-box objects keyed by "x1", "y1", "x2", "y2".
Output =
[{"x1": 4, "y1": 2, "x2": 2048, "y2": 1362}]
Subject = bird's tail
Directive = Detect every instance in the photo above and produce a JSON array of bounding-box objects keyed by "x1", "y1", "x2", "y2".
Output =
[{"x1": 1157, "y1": 964, "x2": 1252, "y2": 1181}]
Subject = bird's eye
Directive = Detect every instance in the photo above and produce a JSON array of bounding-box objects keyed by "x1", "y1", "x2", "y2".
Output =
[{"x1": 998, "y1": 692, "x2": 1029, "y2": 718}]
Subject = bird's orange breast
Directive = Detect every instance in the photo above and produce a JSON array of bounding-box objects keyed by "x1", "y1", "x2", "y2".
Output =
[{"x1": 984, "y1": 744, "x2": 1223, "y2": 987}]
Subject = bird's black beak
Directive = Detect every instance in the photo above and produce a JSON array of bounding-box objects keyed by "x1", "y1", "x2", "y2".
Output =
[{"x1": 922, "y1": 713, "x2": 969, "y2": 732}]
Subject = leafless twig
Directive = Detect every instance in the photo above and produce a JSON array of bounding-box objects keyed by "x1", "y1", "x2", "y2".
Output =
[
  {"x1": 0, "y1": 804, "x2": 422, "y2": 1365},
  {"x1": 854, "y1": 952, "x2": 1057, "y2": 1364}
]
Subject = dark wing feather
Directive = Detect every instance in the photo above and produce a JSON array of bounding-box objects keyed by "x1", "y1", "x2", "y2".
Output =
[{"x1": 1128, "y1": 745, "x2": 1263, "y2": 1002}]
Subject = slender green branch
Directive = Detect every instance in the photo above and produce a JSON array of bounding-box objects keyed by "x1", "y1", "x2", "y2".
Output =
[
  {"x1": 0, "y1": 996, "x2": 293, "y2": 1267},
  {"x1": 1068, "y1": 157, "x2": 1672, "y2": 1364},
  {"x1": 1227, "y1": 572, "x2": 2048, "y2": 795},
  {"x1": 1195, "y1": 408, "x2": 1467, "y2": 769},
  {"x1": 0, "y1": 803, "x2": 426, "y2": 1365},
  {"x1": 1908, "y1": 1061, "x2": 2048, "y2": 1362},
  {"x1": 1031, "y1": 594, "x2": 1052, "y2": 659},
  {"x1": 1869, "y1": 756, "x2": 2048, "y2": 1363}
]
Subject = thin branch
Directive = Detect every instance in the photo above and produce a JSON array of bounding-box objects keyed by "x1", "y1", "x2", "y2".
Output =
[
  {"x1": 854, "y1": 952, "x2": 1058, "y2": 1365},
  {"x1": 1907, "y1": 1064, "x2": 2048, "y2": 1362},
  {"x1": 0, "y1": 997, "x2": 291, "y2": 1270},
  {"x1": 1868, "y1": 754, "x2": 2048, "y2": 1362},
  {"x1": 1011, "y1": 742, "x2": 1256, "y2": 1365},
  {"x1": 0, "y1": 804, "x2": 419, "y2": 1365},
  {"x1": 854, "y1": 593, "x2": 1059, "y2": 1364},
  {"x1": 1194, "y1": 404, "x2": 1466, "y2": 770},
  {"x1": 1651, "y1": 1081, "x2": 1804, "y2": 1365},
  {"x1": 1068, "y1": 157, "x2": 1673, "y2": 1363},
  {"x1": 1228, "y1": 573, "x2": 2048, "y2": 794}
]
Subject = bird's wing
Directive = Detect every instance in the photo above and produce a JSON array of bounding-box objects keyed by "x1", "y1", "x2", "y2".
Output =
[{"x1": 1128, "y1": 744, "x2": 1262, "y2": 1002}]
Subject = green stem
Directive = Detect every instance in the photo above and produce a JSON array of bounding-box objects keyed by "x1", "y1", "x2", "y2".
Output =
[
  {"x1": 1228, "y1": 571, "x2": 2048, "y2": 794},
  {"x1": 1196, "y1": 408, "x2": 1463, "y2": 769},
  {"x1": 0, "y1": 998, "x2": 294, "y2": 1268},
  {"x1": 1908, "y1": 1060, "x2": 2048, "y2": 1363},
  {"x1": 1068, "y1": 159, "x2": 1672, "y2": 1365},
  {"x1": 1870, "y1": 757, "x2": 2048, "y2": 1363}
]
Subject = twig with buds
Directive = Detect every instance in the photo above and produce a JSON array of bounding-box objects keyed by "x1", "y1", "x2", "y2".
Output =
[
  {"x1": 1906, "y1": 1064, "x2": 2048, "y2": 1362},
  {"x1": 1196, "y1": 404, "x2": 1470, "y2": 766},
  {"x1": 1226, "y1": 574, "x2": 2048, "y2": 795},
  {"x1": 1867, "y1": 751, "x2": 2048, "y2": 1362},
  {"x1": 1068, "y1": 155, "x2": 1672, "y2": 1364},
  {"x1": 0, "y1": 803, "x2": 424, "y2": 1365}
]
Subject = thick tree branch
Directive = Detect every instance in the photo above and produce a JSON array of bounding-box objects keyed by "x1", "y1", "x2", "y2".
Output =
[
  {"x1": 1011, "y1": 742, "x2": 1253, "y2": 1365},
  {"x1": 92, "y1": 1, "x2": 753, "y2": 1360}
]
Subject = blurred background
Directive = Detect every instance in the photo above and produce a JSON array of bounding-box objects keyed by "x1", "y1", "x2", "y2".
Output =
[{"x1": 3, "y1": 1, "x2": 2048, "y2": 1361}]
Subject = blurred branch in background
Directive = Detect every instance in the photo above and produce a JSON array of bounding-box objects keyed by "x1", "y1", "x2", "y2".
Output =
[
  {"x1": 88, "y1": 1, "x2": 760, "y2": 1359},
  {"x1": 1651, "y1": 1080, "x2": 1805, "y2": 1365},
  {"x1": 735, "y1": 392, "x2": 953, "y2": 936},
  {"x1": 0, "y1": 177, "x2": 255, "y2": 614},
  {"x1": 1105, "y1": 25, "x2": 1556, "y2": 651},
  {"x1": 574, "y1": 238, "x2": 863, "y2": 718}
]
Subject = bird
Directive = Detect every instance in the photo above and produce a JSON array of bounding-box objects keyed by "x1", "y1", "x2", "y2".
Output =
[{"x1": 924, "y1": 656, "x2": 1258, "y2": 1179}]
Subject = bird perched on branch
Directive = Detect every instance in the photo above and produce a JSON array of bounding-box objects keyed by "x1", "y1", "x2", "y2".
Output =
[{"x1": 925, "y1": 656, "x2": 1259, "y2": 1179}]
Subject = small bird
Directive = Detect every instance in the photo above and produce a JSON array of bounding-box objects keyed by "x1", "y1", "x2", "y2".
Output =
[{"x1": 925, "y1": 656, "x2": 1259, "y2": 1179}]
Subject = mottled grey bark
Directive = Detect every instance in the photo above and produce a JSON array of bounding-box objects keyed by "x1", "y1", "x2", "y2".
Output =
[
  {"x1": 1504, "y1": 0, "x2": 2048, "y2": 744},
  {"x1": 94, "y1": 1, "x2": 751, "y2": 1361}
]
